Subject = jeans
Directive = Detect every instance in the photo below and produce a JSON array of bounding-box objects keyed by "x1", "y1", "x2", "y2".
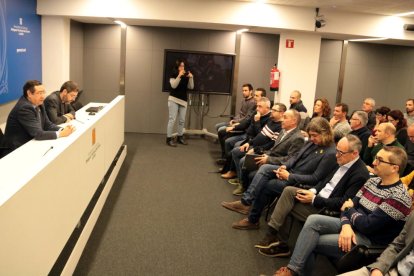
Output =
[
  {"x1": 231, "y1": 144, "x2": 247, "y2": 177},
  {"x1": 224, "y1": 134, "x2": 246, "y2": 157},
  {"x1": 287, "y1": 214, "x2": 372, "y2": 276},
  {"x1": 241, "y1": 164, "x2": 279, "y2": 206},
  {"x1": 215, "y1": 121, "x2": 228, "y2": 132},
  {"x1": 167, "y1": 100, "x2": 187, "y2": 137},
  {"x1": 248, "y1": 176, "x2": 288, "y2": 223}
]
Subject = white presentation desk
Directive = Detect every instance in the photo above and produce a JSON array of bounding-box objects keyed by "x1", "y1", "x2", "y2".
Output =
[{"x1": 0, "y1": 95, "x2": 126, "y2": 275}]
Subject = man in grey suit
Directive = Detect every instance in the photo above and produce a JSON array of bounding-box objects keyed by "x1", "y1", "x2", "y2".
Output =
[
  {"x1": 339, "y1": 211, "x2": 414, "y2": 276},
  {"x1": 44, "y1": 81, "x2": 79, "y2": 124},
  {"x1": 3, "y1": 80, "x2": 75, "y2": 154},
  {"x1": 234, "y1": 109, "x2": 305, "y2": 195}
]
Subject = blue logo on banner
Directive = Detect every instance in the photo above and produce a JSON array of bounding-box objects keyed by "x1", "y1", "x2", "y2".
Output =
[{"x1": 0, "y1": 0, "x2": 41, "y2": 104}]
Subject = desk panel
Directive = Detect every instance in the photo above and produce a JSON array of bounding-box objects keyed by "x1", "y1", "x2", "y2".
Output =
[{"x1": 0, "y1": 96, "x2": 125, "y2": 275}]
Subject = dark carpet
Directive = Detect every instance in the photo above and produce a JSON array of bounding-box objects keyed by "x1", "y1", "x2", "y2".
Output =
[{"x1": 74, "y1": 133, "x2": 336, "y2": 276}]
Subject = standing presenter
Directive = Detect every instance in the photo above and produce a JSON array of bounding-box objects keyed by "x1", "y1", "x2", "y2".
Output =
[{"x1": 166, "y1": 59, "x2": 194, "y2": 147}]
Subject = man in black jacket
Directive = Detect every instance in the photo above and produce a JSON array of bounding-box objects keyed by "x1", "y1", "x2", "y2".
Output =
[
  {"x1": 254, "y1": 134, "x2": 370, "y2": 256},
  {"x1": 289, "y1": 90, "x2": 307, "y2": 113},
  {"x1": 44, "y1": 81, "x2": 79, "y2": 124},
  {"x1": 349, "y1": 110, "x2": 371, "y2": 158}
]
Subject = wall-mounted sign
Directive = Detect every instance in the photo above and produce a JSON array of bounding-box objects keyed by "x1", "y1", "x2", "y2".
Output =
[{"x1": 286, "y1": 39, "x2": 295, "y2": 48}]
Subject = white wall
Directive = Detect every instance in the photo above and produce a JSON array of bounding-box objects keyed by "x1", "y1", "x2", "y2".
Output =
[
  {"x1": 41, "y1": 16, "x2": 71, "y2": 94},
  {"x1": 277, "y1": 32, "x2": 321, "y2": 115}
]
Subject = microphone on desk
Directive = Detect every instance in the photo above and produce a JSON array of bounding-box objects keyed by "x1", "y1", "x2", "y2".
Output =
[{"x1": 43, "y1": 146, "x2": 54, "y2": 157}]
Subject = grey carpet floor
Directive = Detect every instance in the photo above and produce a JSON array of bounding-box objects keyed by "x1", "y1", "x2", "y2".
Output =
[{"x1": 74, "y1": 133, "x2": 336, "y2": 276}]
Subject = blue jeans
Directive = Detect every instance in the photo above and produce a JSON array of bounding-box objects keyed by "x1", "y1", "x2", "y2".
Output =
[
  {"x1": 215, "y1": 122, "x2": 228, "y2": 132},
  {"x1": 224, "y1": 134, "x2": 246, "y2": 157},
  {"x1": 167, "y1": 100, "x2": 187, "y2": 137},
  {"x1": 231, "y1": 144, "x2": 247, "y2": 177},
  {"x1": 287, "y1": 214, "x2": 372, "y2": 276},
  {"x1": 248, "y1": 177, "x2": 288, "y2": 223},
  {"x1": 241, "y1": 164, "x2": 279, "y2": 206}
]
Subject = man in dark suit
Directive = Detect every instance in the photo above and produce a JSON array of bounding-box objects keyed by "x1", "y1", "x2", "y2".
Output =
[
  {"x1": 339, "y1": 211, "x2": 414, "y2": 276},
  {"x1": 222, "y1": 117, "x2": 337, "y2": 229},
  {"x1": 232, "y1": 109, "x2": 305, "y2": 195},
  {"x1": 255, "y1": 134, "x2": 370, "y2": 256},
  {"x1": 3, "y1": 80, "x2": 75, "y2": 154},
  {"x1": 44, "y1": 81, "x2": 79, "y2": 124}
]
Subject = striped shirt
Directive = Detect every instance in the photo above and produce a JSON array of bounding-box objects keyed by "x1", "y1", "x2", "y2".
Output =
[{"x1": 341, "y1": 177, "x2": 412, "y2": 245}]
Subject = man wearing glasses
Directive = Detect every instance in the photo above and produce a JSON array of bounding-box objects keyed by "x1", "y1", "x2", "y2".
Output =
[
  {"x1": 255, "y1": 134, "x2": 369, "y2": 257},
  {"x1": 272, "y1": 146, "x2": 412, "y2": 276},
  {"x1": 3, "y1": 80, "x2": 75, "y2": 155}
]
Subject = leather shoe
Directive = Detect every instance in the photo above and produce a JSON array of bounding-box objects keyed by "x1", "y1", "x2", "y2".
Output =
[
  {"x1": 177, "y1": 135, "x2": 188, "y2": 145},
  {"x1": 221, "y1": 200, "x2": 250, "y2": 215},
  {"x1": 221, "y1": 171, "x2": 237, "y2": 179},
  {"x1": 232, "y1": 218, "x2": 259, "y2": 230},
  {"x1": 166, "y1": 137, "x2": 177, "y2": 147}
]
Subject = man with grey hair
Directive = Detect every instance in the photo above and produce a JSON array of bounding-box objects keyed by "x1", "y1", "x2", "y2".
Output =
[
  {"x1": 289, "y1": 90, "x2": 307, "y2": 113},
  {"x1": 363, "y1": 122, "x2": 404, "y2": 173},
  {"x1": 362, "y1": 97, "x2": 376, "y2": 130},
  {"x1": 349, "y1": 110, "x2": 371, "y2": 158},
  {"x1": 256, "y1": 135, "x2": 370, "y2": 257}
]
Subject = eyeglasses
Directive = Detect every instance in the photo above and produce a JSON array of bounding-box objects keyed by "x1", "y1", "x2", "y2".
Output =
[
  {"x1": 336, "y1": 149, "x2": 353, "y2": 156},
  {"x1": 271, "y1": 109, "x2": 282, "y2": 112},
  {"x1": 374, "y1": 156, "x2": 397, "y2": 166}
]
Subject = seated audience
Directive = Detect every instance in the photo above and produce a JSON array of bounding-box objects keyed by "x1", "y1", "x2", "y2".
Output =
[
  {"x1": 405, "y1": 124, "x2": 414, "y2": 176},
  {"x1": 387, "y1": 109, "x2": 408, "y2": 146},
  {"x1": 44, "y1": 81, "x2": 79, "y2": 124},
  {"x1": 256, "y1": 135, "x2": 369, "y2": 257},
  {"x1": 338, "y1": 211, "x2": 414, "y2": 276},
  {"x1": 216, "y1": 84, "x2": 256, "y2": 161},
  {"x1": 311, "y1": 98, "x2": 331, "y2": 121},
  {"x1": 373, "y1": 106, "x2": 391, "y2": 131},
  {"x1": 329, "y1": 103, "x2": 351, "y2": 142},
  {"x1": 228, "y1": 103, "x2": 285, "y2": 186},
  {"x1": 273, "y1": 146, "x2": 412, "y2": 276},
  {"x1": 349, "y1": 111, "x2": 371, "y2": 158},
  {"x1": 362, "y1": 97, "x2": 376, "y2": 130},
  {"x1": 289, "y1": 90, "x2": 307, "y2": 113},
  {"x1": 301, "y1": 98, "x2": 331, "y2": 136},
  {"x1": 3, "y1": 80, "x2": 75, "y2": 154},
  {"x1": 218, "y1": 88, "x2": 264, "y2": 168},
  {"x1": 405, "y1": 98, "x2": 414, "y2": 126},
  {"x1": 221, "y1": 97, "x2": 272, "y2": 179},
  {"x1": 221, "y1": 117, "x2": 337, "y2": 230},
  {"x1": 233, "y1": 109, "x2": 305, "y2": 196},
  {"x1": 363, "y1": 122, "x2": 404, "y2": 174}
]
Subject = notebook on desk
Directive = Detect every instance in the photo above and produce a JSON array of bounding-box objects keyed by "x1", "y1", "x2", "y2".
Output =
[{"x1": 85, "y1": 106, "x2": 104, "y2": 113}]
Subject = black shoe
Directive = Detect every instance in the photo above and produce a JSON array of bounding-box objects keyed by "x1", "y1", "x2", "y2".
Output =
[
  {"x1": 258, "y1": 244, "x2": 291, "y2": 258},
  {"x1": 254, "y1": 233, "x2": 280, "y2": 249},
  {"x1": 166, "y1": 137, "x2": 177, "y2": 147},
  {"x1": 177, "y1": 135, "x2": 188, "y2": 145},
  {"x1": 216, "y1": 158, "x2": 226, "y2": 165}
]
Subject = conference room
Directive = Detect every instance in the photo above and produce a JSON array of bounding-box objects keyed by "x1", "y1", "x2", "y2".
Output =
[{"x1": 1, "y1": 0, "x2": 414, "y2": 275}]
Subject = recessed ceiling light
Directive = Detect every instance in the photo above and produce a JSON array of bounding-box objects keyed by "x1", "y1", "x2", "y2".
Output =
[{"x1": 394, "y1": 11, "x2": 414, "y2": 17}]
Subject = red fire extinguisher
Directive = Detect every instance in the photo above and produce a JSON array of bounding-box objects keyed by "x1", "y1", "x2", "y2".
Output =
[{"x1": 270, "y1": 64, "x2": 280, "y2": 92}]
